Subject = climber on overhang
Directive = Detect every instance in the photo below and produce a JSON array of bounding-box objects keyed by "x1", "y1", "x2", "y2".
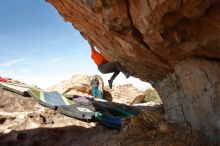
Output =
[{"x1": 89, "y1": 42, "x2": 132, "y2": 89}]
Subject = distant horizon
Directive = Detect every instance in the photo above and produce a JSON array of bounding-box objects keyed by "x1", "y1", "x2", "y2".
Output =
[
  {"x1": 0, "y1": 0, "x2": 151, "y2": 91},
  {"x1": 2, "y1": 73, "x2": 152, "y2": 91}
]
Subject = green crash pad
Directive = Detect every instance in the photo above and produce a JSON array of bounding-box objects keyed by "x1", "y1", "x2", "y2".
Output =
[
  {"x1": 58, "y1": 104, "x2": 96, "y2": 120},
  {"x1": 28, "y1": 89, "x2": 73, "y2": 109},
  {"x1": 28, "y1": 89, "x2": 136, "y2": 125},
  {"x1": 95, "y1": 112, "x2": 123, "y2": 128},
  {"x1": 0, "y1": 82, "x2": 36, "y2": 96},
  {"x1": 91, "y1": 100, "x2": 137, "y2": 118},
  {"x1": 28, "y1": 89, "x2": 96, "y2": 120}
]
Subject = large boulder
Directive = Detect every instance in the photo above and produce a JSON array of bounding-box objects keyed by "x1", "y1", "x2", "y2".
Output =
[
  {"x1": 154, "y1": 58, "x2": 220, "y2": 140},
  {"x1": 47, "y1": 0, "x2": 220, "y2": 140},
  {"x1": 47, "y1": 0, "x2": 220, "y2": 81},
  {"x1": 108, "y1": 84, "x2": 144, "y2": 104},
  {"x1": 47, "y1": 74, "x2": 104, "y2": 97}
]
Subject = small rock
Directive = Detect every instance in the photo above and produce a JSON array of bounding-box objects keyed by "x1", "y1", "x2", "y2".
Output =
[{"x1": 3, "y1": 129, "x2": 12, "y2": 134}]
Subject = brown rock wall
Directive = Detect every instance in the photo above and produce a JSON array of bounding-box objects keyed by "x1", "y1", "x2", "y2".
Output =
[
  {"x1": 154, "y1": 58, "x2": 220, "y2": 140},
  {"x1": 47, "y1": 0, "x2": 220, "y2": 140}
]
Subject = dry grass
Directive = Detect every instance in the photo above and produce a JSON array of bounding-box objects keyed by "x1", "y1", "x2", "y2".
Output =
[
  {"x1": 120, "y1": 110, "x2": 216, "y2": 146},
  {"x1": 124, "y1": 110, "x2": 164, "y2": 132},
  {"x1": 144, "y1": 88, "x2": 162, "y2": 103}
]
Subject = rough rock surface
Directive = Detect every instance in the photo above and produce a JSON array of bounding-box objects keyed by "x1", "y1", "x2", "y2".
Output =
[
  {"x1": 47, "y1": 0, "x2": 220, "y2": 81},
  {"x1": 107, "y1": 84, "x2": 145, "y2": 104},
  {"x1": 47, "y1": 74, "x2": 104, "y2": 97},
  {"x1": 48, "y1": 75, "x2": 145, "y2": 103},
  {"x1": 47, "y1": 0, "x2": 220, "y2": 140},
  {"x1": 154, "y1": 58, "x2": 220, "y2": 141},
  {"x1": 0, "y1": 88, "x2": 215, "y2": 145}
]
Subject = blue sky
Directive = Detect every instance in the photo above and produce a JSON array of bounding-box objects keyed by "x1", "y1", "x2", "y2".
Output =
[{"x1": 0, "y1": 0, "x2": 150, "y2": 90}]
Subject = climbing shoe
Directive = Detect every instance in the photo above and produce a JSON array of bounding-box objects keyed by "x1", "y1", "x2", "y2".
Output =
[{"x1": 108, "y1": 80, "x2": 113, "y2": 89}]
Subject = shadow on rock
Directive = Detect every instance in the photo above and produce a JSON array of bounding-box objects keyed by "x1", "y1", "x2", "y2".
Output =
[
  {"x1": 103, "y1": 90, "x2": 113, "y2": 101},
  {"x1": 0, "y1": 124, "x2": 111, "y2": 146}
]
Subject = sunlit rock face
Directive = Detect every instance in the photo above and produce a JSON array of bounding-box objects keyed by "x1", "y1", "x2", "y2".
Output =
[
  {"x1": 47, "y1": 74, "x2": 104, "y2": 97},
  {"x1": 154, "y1": 58, "x2": 220, "y2": 140},
  {"x1": 47, "y1": 0, "x2": 220, "y2": 140}
]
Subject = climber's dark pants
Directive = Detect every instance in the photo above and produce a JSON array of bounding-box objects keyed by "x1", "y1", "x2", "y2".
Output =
[{"x1": 98, "y1": 62, "x2": 127, "y2": 82}]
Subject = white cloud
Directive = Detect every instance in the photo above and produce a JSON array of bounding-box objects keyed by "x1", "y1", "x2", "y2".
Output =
[
  {"x1": 1, "y1": 58, "x2": 30, "y2": 67},
  {"x1": 49, "y1": 58, "x2": 64, "y2": 63}
]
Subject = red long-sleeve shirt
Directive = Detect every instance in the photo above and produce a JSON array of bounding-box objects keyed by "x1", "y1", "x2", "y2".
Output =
[{"x1": 91, "y1": 48, "x2": 108, "y2": 65}]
